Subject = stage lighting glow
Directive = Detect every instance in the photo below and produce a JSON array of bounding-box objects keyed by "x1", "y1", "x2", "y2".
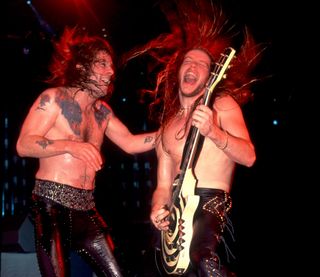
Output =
[
  {"x1": 272, "y1": 119, "x2": 278, "y2": 126},
  {"x1": 23, "y1": 47, "x2": 30, "y2": 55}
]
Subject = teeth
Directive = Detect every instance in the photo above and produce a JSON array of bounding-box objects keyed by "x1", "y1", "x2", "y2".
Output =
[
  {"x1": 184, "y1": 72, "x2": 197, "y2": 83},
  {"x1": 185, "y1": 71, "x2": 196, "y2": 77},
  {"x1": 101, "y1": 79, "x2": 110, "y2": 84}
]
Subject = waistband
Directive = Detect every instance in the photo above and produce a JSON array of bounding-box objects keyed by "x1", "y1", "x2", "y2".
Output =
[
  {"x1": 33, "y1": 179, "x2": 95, "y2": 211},
  {"x1": 195, "y1": 187, "x2": 229, "y2": 197}
]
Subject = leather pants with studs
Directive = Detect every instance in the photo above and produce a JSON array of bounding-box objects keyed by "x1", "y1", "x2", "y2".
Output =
[
  {"x1": 186, "y1": 188, "x2": 235, "y2": 277},
  {"x1": 30, "y1": 180, "x2": 123, "y2": 277}
]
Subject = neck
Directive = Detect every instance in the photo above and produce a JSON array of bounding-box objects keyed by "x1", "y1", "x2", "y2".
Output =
[
  {"x1": 180, "y1": 105, "x2": 192, "y2": 110},
  {"x1": 177, "y1": 105, "x2": 193, "y2": 117}
]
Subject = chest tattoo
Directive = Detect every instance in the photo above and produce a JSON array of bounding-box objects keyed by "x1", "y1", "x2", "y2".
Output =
[
  {"x1": 94, "y1": 104, "x2": 110, "y2": 127},
  {"x1": 56, "y1": 97, "x2": 82, "y2": 136}
]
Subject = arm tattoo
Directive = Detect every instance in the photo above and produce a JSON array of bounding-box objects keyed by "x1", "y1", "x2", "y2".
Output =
[
  {"x1": 36, "y1": 94, "x2": 50, "y2": 111},
  {"x1": 36, "y1": 139, "x2": 53, "y2": 149},
  {"x1": 144, "y1": 136, "x2": 154, "y2": 144}
]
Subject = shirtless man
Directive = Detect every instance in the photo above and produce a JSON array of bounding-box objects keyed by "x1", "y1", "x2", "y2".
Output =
[
  {"x1": 150, "y1": 48, "x2": 256, "y2": 276},
  {"x1": 119, "y1": 1, "x2": 261, "y2": 275},
  {"x1": 16, "y1": 27, "x2": 156, "y2": 277}
]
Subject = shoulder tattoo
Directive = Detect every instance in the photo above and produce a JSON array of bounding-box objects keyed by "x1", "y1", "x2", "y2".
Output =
[
  {"x1": 94, "y1": 104, "x2": 111, "y2": 127},
  {"x1": 36, "y1": 94, "x2": 50, "y2": 111}
]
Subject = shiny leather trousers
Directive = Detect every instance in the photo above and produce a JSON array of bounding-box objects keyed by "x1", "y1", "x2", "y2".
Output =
[
  {"x1": 31, "y1": 194, "x2": 123, "y2": 277},
  {"x1": 186, "y1": 188, "x2": 235, "y2": 277}
]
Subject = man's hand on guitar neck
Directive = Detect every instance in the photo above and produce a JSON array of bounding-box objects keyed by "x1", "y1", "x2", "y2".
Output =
[{"x1": 150, "y1": 205, "x2": 170, "y2": 231}]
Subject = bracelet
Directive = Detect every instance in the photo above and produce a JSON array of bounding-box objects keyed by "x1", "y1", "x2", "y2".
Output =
[{"x1": 217, "y1": 130, "x2": 229, "y2": 150}]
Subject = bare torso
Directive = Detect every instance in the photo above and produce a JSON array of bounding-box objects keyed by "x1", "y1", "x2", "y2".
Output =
[
  {"x1": 35, "y1": 88, "x2": 110, "y2": 190},
  {"x1": 162, "y1": 109, "x2": 235, "y2": 192}
]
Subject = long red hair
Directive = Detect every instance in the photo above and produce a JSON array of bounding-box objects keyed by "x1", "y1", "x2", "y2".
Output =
[{"x1": 121, "y1": 0, "x2": 266, "y2": 128}]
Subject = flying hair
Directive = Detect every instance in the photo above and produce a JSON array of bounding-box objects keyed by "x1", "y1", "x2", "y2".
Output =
[{"x1": 121, "y1": 0, "x2": 266, "y2": 126}]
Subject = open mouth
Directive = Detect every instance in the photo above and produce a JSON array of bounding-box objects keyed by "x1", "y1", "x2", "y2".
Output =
[{"x1": 183, "y1": 72, "x2": 197, "y2": 84}]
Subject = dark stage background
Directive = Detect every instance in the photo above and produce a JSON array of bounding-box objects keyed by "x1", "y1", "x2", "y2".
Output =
[{"x1": 1, "y1": 0, "x2": 303, "y2": 276}]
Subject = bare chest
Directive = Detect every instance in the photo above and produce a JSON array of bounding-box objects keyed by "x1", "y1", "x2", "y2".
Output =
[
  {"x1": 162, "y1": 111, "x2": 219, "y2": 164},
  {"x1": 55, "y1": 101, "x2": 111, "y2": 144},
  {"x1": 162, "y1": 116, "x2": 190, "y2": 161}
]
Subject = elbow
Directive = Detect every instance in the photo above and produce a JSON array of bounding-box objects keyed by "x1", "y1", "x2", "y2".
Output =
[
  {"x1": 121, "y1": 146, "x2": 137, "y2": 155},
  {"x1": 247, "y1": 146, "x2": 257, "y2": 167},
  {"x1": 121, "y1": 142, "x2": 142, "y2": 155},
  {"x1": 16, "y1": 139, "x2": 27, "y2": 157},
  {"x1": 244, "y1": 143, "x2": 256, "y2": 167},
  {"x1": 122, "y1": 145, "x2": 136, "y2": 155},
  {"x1": 246, "y1": 153, "x2": 256, "y2": 167}
]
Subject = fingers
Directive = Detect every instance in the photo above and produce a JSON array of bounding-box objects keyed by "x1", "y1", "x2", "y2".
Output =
[
  {"x1": 154, "y1": 217, "x2": 169, "y2": 231},
  {"x1": 192, "y1": 105, "x2": 213, "y2": 136},
  {"x1": 196, "y1": 104, "x2": 209, "y2": 113},
  {"x1": 151, "y1": 208, "x2": 170, "y2": 230},
  {"x1": 80, "y1": 143, "x2": 103, "y2": 171},
  {"x1": 193, "y1": 105, "x2": 210, "y2": 119}
]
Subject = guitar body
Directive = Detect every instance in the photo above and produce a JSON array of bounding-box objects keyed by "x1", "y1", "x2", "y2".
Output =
[
  {"x1": 156, "y1": 47, "x2": 236, "y2": 275},
  {"x1": 159, "y1": 169, "x2": 200, "y2": 275}
]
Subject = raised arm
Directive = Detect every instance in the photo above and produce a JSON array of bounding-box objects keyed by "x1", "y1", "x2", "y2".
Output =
[
  {"x1": 192, "y1": 94, "x2": 256, "y2": 167},
  {"x1": 105, "y1": 112, "x2": 157, "y2": 154}
]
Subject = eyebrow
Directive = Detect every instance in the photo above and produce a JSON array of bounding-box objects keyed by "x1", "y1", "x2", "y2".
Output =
[{"x1": 184, "y1": 56, "x2": 210, "y2": 66}]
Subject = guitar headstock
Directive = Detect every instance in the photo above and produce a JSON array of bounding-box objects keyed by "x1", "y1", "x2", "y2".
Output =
[{"x1": 206, "y1": 47, "x2": 236, "y2": 93}]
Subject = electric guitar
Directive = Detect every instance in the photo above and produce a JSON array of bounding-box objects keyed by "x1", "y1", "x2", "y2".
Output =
[{"x1": 157, "y1": 47, "x2": 236, "y2": 275}]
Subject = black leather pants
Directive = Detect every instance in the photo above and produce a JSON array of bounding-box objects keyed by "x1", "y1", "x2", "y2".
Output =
[
  {"x1": 31, "y1": 193, "x2": 123, "y2": 277},
  {"x1": 186, "y1": 188, "x2": 235, "y2": 277}
]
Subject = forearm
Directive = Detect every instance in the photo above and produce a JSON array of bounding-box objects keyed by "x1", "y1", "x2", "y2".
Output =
[
  {"x1": 16, "y1": 135, "x2": 70, "y2": 158},
  {"x1": 124, "y1": 131, "x2": 157, "y2": 154},
  {"x1": 151, "y1": 187, "x2": 171, "y2": 211},
  {"x1": 209, "y1": 129, "x2": 256, "y2": 167}
]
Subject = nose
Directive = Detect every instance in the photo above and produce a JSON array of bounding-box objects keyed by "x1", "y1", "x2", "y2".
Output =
[
  {"x1": 109, "y1": 66, "x2": 114, "y2": 76},
  {"x1": 189, "y1": 61, "x2": 197, "y2": 69}
]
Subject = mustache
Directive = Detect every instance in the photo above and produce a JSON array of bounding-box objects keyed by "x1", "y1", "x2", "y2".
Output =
[{"x1": 87, "y1": 79, "x2": 111, "y2": 87}]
